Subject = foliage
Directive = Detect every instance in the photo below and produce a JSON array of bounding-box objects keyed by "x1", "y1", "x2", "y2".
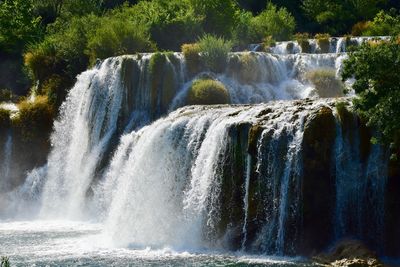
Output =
[
  {"x1": 358, "y1": 10, "x2": 400, "y2": 36},
  {"x1": 295, "y1": 33, "x2": 311, "y2": 53},
  {"x1": 0, "y1": 0, "x2": 42, "y2": 52},
  {"x1": 262, "y1": 36, "x2": 276, "y2": 49},
  {"x1": 182, "y1": 43, "x2": 202, "y2": 76},
  {"x1": 189, "y1": 0, "x2": 239, "y2": 37},
  {"x1": 252, "y1": 3, "x2": 296, "y2": 41},
  {"x1": 187, "y1": 79, "x2": 230, "y2": 105},
  {"x1": 315, "y1": 33, "x2": 330, "y2": 53},
  {"x1": 198, "y1": 34, "x2": 232, "y2": 73},
  {"x1": 237, "y1": 53, "x2": 259, "y2": 83},
  {"x1": 86, "y1": 18, "x2": 154, "y2": 63},
  {"x1": 0, "y1": 256, "x2": 10, "y2": 267},
  {"x1": 307, "y1": 68, "x2": 345, "y2": 98},
  {"x1": 13, "y1": 96, "x2": 55, "y2": 141},
  {"x1": 302, "y1": 0, "x2": 387, "y2": 34},
  {"x1": 232, "y1": 10, "x2": 257, "y2": 48},
  {"x1": 342, "y1": 38, "x2": 400, "y2": 159}
]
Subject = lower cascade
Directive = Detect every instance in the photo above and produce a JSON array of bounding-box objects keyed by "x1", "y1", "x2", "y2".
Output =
[{"x1": 1, "y1": 51, "x2": 399, "y2": 262}]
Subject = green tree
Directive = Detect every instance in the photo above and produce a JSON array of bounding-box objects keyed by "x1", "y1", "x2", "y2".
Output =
[
  {"x1": 189, "y1": 0, "x2": 239, "y2": 37},
  {"x1": 302, "y1": 0, "x2": 387, "y2": 34},
  {"x1": 0, "y1": 0, "x2": 42, "y2": 52},
  {"x1": 342, "y1": 38, "x2": 400, "y2": 159},
  {"x1": 252, "y1": 2, "x2": 295, "y2": 41}
]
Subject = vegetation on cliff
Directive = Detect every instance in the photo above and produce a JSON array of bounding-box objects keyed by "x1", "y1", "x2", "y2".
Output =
[
  {"x1": 342, "y1": 37, "x2": 400, "y2": 160},
  {"x1": 186, "y1": 79, "x2": 230, "y2": 105}
]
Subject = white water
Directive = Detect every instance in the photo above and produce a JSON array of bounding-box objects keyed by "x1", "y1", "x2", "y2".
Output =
[
  {"x1": 0, "y1": 132, "x2": 12, "y2": 192},
  {"x1": 0, "y1": 40, "x2": 391, "y2": 263}
]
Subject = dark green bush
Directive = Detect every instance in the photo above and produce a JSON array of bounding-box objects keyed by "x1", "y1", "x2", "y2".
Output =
[
  {"x1": 86, "y1": 19, "x2": 155, "y2": 64},
  {"x1": 306, "y1": 68, "x2": 345, "y2": 98},
  {"x1": 359, "y1": 10, "x2": 400, "y2": 36},
  {"x1": 1, "y1": 256, "x2": 10, "y2": 267},
  {"x1": 187, "y1": 79, "x2": 230, "y2": 105},
  {"x1": 198, "y1": 34, "x2": 232, "y2": 73}
]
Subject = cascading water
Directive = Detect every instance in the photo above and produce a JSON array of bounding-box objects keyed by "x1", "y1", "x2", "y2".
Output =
[
  {"x1": 1, "y1": 37, "x2": 396, "y2": 265},
  {"x1": 0, "y1": 131, "x2": 12, "y2": 192}
]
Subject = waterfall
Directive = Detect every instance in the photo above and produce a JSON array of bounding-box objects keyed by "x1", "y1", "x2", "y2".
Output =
[
  {"x1": 333, "y1": 108, "x2": 388, "y2": 250},
  {"x1": 0, "y1": 132, "x2": 12, "y2": 192},
  {"x1": 2, "y1": 37, "x2": 393, "y2": 257}
]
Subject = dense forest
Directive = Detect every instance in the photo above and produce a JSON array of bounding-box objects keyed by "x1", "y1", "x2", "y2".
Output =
[{"x1": 0, "y1": 0, "x2": 399, "y2": 156}]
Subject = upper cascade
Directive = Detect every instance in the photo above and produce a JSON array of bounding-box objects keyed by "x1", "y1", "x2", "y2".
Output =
[{"x1": 249, "y1": 36, "x2": 390, "y2": 54}]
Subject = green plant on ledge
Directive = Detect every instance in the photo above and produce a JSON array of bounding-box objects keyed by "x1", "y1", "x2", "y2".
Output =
[
  {"x1": 198, "y1": 34, "x2": 232, "y2": 73},
  {"x1": 1, "y1": 256, "x2": 10, "y2": 267},
  {"x1": 295, "y1": 33, "x2": 311, "y2": 53},
  {"x1": 315, "y1": 33, "x2": 330, "y2": 53}
]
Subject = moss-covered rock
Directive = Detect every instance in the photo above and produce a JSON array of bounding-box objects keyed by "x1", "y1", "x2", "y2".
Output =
[
  {"x1": 295, "y1": 33, "x2": 311, "y2": 53},
  {"x1": 182, "y1": 43, "x2": 202, "y2": 77},
  {"x1": 186, "y1": 79, "x2": 230, "y2": 105},
  {"x1": 315, "y1": 33, "x2": 331, "y2": 53},
  {"x1": 313, "y1": 240, "x2": 382, "y2": 267},
  {"x1": 237, "y1": 53, "x2": 260, "y2": 84},
  {"x1": 307, "y1": 68, "x2": 345, "y2": 98},
  {"x1": 301, "y1": 106, "x2": 337, "y2": 254}
]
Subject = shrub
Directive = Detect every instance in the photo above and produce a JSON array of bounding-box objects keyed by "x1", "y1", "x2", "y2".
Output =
[
  {"x1": 306, "y1": 68, "x2": 345, "y2": 98},
  {"x1": 359, "y1": 10, "x2": 400, "y2": 36},
  {"x1": 315, "y1": 33, "x2": 330, "y2": 53},
  {"x1": 13, "y1": 95, "x2": 55, "y2": 141},
  {"x1": 232, "y1": 10, "x2": 257, "y2": 48},
  {"x1": 0, "y1": 108, "x2": 11, "y2": 129},
  {"x1": 1, "y1": 256, "x2": 10, "y2": 267},
  {"x1": 198, "y1": 34, "x2": 232, "y2": 73},
  {"x1": 295, "y1": 33, "x2": 311, "y2": 53},
  {"x1": 342, "y1": 38, "x2": 400, "y2": 160},
  {"x1": 351, "y1": 21, "x2": 371, "y2": 36},
  {"x1": 24, "y1": 39, "x2": 61, "y2": 82},
  {"x1": 262, "y1": 36, "x2": 276, "y2": 51},
  {"x1": 251, "y1": 3, "x2": 295, "y2": 42},
  {"x1": 187, "y1": 79, "x2": 230, "y2": 105},
  {"x1": 182, "y1": 43, "x2": 202, "y2": 76},
  {"x1": 40, "y1": 74, "x2": 71, "y2": 107},
  {"x1": 86, "y1": 19, "x2": 155, "y2": 64},
  {"x1": 189, "y1": 0, "x2": 239, "y2": 38}
]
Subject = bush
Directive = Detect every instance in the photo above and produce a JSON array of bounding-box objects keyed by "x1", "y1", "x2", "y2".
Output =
[
  {"x1": 306, "y1": 68, "x2": 345, "y2": 98},
  {"x1": 182, "y1": 43, "x2": 202, "y2": 76},
  {"x1": 86, "y1": 19, "x2": 155, "y2": 64},
  {"x1": 351, "y1": 21, "x2": 371, "y2": 36},
  {"x1": 251, "y1": 3, "x2": 295, "y2": 42},
  {"x1": 295, "y1": 33, "x2": 311, "y2": 53},
  {"x1": 0, "y1": 108, "x2": 11, "y2": 129},
  {"x1": 198, "y1": 34, "x2": 232, "y2": 73},
  {"x1": 358, "y1": 10, "x2": 400, "y2": 36},
  {"x1": 232, "y1": 10, "x2": 257, "y2": 48},
  {"x1": 13, "y1": 96, "x2": 55, "y2": 140},
  {"x1": 342, "y1": 38, "x2": 400, "y2": 160},
  {"x1": 187, "y1": 79, "x2": 230, "y2": 105},
  {"x1": 189, "y1": 0, "x2": 239, "y2": 38},
  {"x1": 1, "y1": 256, "x2": 10, "y2": 267},
  {"x1": 315, "y1": 33, "x2": 330, "y2": 53},
  {"x1": 262, "y1": 36, "x2": 276, "y2": 51}
]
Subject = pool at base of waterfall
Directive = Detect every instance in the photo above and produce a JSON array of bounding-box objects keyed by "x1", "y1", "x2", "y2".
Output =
[{"x1": 0, "y1": 221, "x2": 313, "y2": 266}]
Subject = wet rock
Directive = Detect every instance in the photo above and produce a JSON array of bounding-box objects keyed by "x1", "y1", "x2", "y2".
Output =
[{"x1": 313, "y1": 240, "x2": 383, "y2": 267}]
